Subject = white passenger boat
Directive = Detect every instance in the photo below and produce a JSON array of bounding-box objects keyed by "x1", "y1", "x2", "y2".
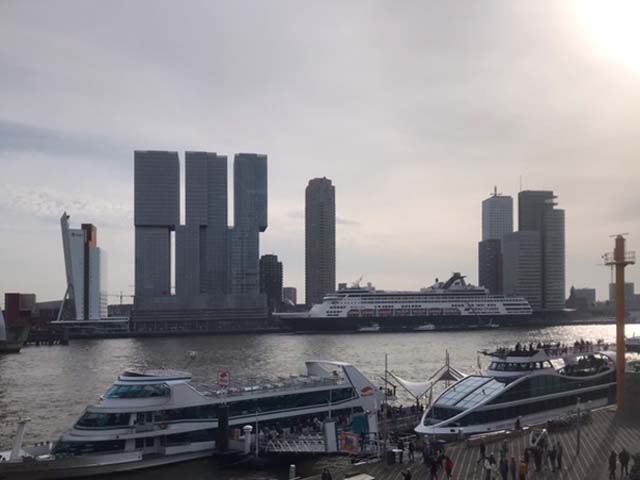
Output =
[
  {"x1": 0, "y1": 361, "x2": 383, "y2": 479},
  {"x1": 416, "y1": 342, "x2": 616, "y2": 438}
]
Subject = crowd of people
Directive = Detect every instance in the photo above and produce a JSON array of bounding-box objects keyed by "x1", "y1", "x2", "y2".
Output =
[{"x1": 493, "y1": 339, "x2": 609, "y2": 358}]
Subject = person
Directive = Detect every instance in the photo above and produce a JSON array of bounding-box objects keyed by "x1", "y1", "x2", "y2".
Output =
[
  {"x1": 500, "y1": 440, "x2": 508, "y2": 460},
  {"x1": 408, "y1": 439, "x2": 415, "y2": 464},
  {"x1": 444, "y1": 455, "x2": 454, "y2": 480},
  {"x1": 509, "y1": 456, "x2": 517, "y2": 480},
  {"x1": 321, "y1": 468, "x2": 333, "y2": 480},
  {"x1": 478, "y1": 441, "x2": 487, "y2": 464},
  {"x1": 548, "y1": 443, "x2": 557, "y2": 472},
  {"x1": 430, "y1": 460, "x2": 439, "y2": 480},
  {"x1": 401, "y1": 470, "x2": 412, "y2": 480},
  {"x1": 483, "y1": 457, "x2": 493, "y2": 480},
  {"x1": 620, "y1": 448, "x2": 631, "y2": 477},
  {"x1": 514, "y1": 416, "x2": 521, "y2": 430},
  {"x1": 609, "y1": 450, "x2": 617, "y2": 480},
  {"x1": 518, "y1": 458, "x2": 528, "y2": 480},
  {"x1": 556, "y1": 441, "x2": 563, "y2": 471},
  {"x1": 397, "y1": 437, "x2": 404, "y2": 464},
  {"x1": 499, "y1": 457, "x2": 509, "y2": 480}
]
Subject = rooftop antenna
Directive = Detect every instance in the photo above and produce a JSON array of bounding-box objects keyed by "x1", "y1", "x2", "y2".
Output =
[{"x1": 491, "y1": 185, "x2": 502, "y2": 197}]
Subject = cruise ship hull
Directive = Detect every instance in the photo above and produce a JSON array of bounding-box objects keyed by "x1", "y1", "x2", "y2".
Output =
[{"x1": 282, "y1": 314, "x2": 531, "y2": 332}]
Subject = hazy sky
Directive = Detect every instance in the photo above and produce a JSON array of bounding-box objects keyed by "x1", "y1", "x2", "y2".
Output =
[{"x1": 1, "y1": 0, "x2": 640, "y2": 304}]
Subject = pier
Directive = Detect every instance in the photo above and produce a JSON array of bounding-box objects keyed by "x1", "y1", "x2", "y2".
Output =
[{"x1": 301, "y1": 407, "x2": 640, "y2": 480}]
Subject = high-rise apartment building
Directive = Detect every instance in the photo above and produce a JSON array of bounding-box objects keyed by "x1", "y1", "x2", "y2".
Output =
[
  {"x1": 60, "y1": 212, "x2": 107, "y2": 320},
  {"x1": 259, "y1": 254, "x2": 283, "y2": 313},
  {"x1": 176, "y1": 152, "x2": 228, "y2": 297},
  {"x1": 134, "y1": 151, "x2": 180, "y2": 299},
  {"x1": 283, "y1": 287, "x2": 297, "y2": 305},
  {"x1": 542, "y1": 208, "x2": 565, "y2": 311},
  {"x1": 229, "y1": 153, "x2": 268, "y2": 295},
  {"x1": 305, "y1": 177, "x2": 336, "y2": 306},
  {"x1": 478, "y1": 189, "x2": 513, "y2": 294}
]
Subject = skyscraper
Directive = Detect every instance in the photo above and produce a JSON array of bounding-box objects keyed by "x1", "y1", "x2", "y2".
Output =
[
  {"x1": 502, "y1": 231, "x2": 542, "y2": 310},
  {"x1": 482, "y1": 188, "x2": 513, "y2": 241},
  {"x1": 176, "y1": 152, "x2": 228, "y2": 297},
  {"x1": 134, "y1": 151, "x2": 180, "y2": 299},
  {"x1": 229, "y1": 153, "x2": 268, "y2": 295},
  {"x1": 283, "y1": 287, "x2": 297, "y2": 305},
  {"x1": 305, "y1": 177, "x2": 336, "y2": 306},
  {"x1": 502, "y1": 190, "x2": 565, "y2": 311},
  {"x1": 60, "y1": 212, "x2": 107, "y2": 320},
  {"x1": 478, "y1": 189, "x2": 513, "y2": 294},
  {"x1": 259, "y1": 254, "x2": 283, "y2": 313}
]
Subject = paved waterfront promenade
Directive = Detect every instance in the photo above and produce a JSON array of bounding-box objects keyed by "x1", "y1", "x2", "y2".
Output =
[{"x1": 303, "y1": 407, "x2": 640, "y2": 480}]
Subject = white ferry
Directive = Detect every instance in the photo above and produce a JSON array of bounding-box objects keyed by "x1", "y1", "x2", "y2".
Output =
[
  {"x1": 280, "y1": 273, "x2": 532, "y2": 332},
  {"x1": 0, "y1": 361, "x2": 383, "y2": 479},
  {"x1": 416, "y1": 342, "x2": 616, "y2": 438}
]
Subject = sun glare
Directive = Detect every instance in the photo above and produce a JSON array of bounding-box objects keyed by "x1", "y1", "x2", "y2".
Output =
[{"x1": 575, "y1": 0, "x2": 640, "y2": 74}]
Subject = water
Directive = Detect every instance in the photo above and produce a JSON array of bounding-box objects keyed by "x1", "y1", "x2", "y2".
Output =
[{"x1": 0, "y1": 323, "x2": 637, "y2": 478}]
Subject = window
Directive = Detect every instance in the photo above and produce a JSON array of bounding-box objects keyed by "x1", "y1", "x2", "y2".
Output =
[
  {"x1": 105, "y1": 383, "x2": 170, "y2": 399},
  {"x1": 227, "y1": 387, "x2": 356, "y2": 416},
  {"x1": 52, "y1": 440, "x2": 125, "y2": 456},
  {"x1": 76, "y1": 412, "x2": 130, "y2": 428},
  {"x1": 165, "y1": 428, "x2": 216, "y2": 445},
  {"x1": 156, "y1": 405, "x2": 217, "y2": 422}
]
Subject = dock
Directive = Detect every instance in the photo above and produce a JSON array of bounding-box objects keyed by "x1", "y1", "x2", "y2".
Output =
[{"x1": 302, "y1": 407, "x2": 640, "y2": 480}]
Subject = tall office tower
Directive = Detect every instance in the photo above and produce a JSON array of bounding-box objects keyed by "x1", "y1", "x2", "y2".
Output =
[
  {"x1": 259, "y1": 254, "x2": 283, "y2": 312},
  {"x1": 60, "y1": 212, "x2": 107, "y2": 320},
  {"x1": 176, "y1": 152, "x2": 228, "y2": 297},
  {"x1": 305, "y1": 177, "x2": 336, "y2": 306},
  {"x1": 542, "y1": 208, "x2": 565, "y2": 310},
  {"x1": 502, "y1": 231, "x2": 542, "y2": 310},
  {"x1": 482, "y1": 188, "x2": 513, "y2": 241},
  {"x1": 478, "y1": 188, "x2": 513, "y2": 294},
  {"x1": 609, "y1": 282, "x2": 635, "y2": 309},
  {"x1": 517, "y1": 190, "x2": 565, "y2": 311},
  {"x1": 283, "y1": 287, "x2": 297, "y2": 305},
  {"x1": 229, "y1": 153, "x2": 268, "y2": 295},
  {"x1": 134, "y1": 151, "x2": 180, "y2": 299},
  {"x1": 478, "y1": 239, "x2": 502, "y2": 294}
]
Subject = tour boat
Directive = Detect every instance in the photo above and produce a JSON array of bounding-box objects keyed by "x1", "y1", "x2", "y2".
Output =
[
  {"x1": 0, "y1": 361, "x2": 383, "y2": 479},
  {"x1": 416, "y1": 342, "x2": 616, "y2": 438}
]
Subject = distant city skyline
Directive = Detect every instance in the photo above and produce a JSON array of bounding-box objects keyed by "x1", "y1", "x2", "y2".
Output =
[{"x1": 2, "y1": 1, "x2": 640, "y2": 304}]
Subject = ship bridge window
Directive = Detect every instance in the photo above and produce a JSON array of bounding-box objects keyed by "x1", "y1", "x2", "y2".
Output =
[
  {"x1": 52, "y1": 439, "x2": 126, "y2": 456},
  {"x1": 76, "y1": 412, "x2": 131, "y2": 428},
  {"x1": 105, "y1": 383, "x2": 170, "y2": 399},
  {"x1": 434, "y1": 376, "x2": 493, "y2": 407}
]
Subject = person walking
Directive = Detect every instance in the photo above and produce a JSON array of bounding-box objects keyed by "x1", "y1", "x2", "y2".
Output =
[
  {"x1": 401, "y1": 469, "x2": 412, "y2": 480},
  {"x1": 408, "y1": 439, "x2": 415, "y2": 464},
  {"x1": 518, "y1": 458, "x2": 528, "y2": 480},
  {"x1": 500, "y1": 440, "x2": 508, "y2": 460},
  {"x1": 499, "y1": 457, "x2": 509, "y2": 480},
  {"x1": 620, "y1": 448, "x2": 630, "y2": 477},
  {"x1": 483, "y1": 456, "x2": 493, "y2": 480},
  {"x1": 609, "y1": 450, "x2": 617, "y2": 480},
  {"x1": 509, "y1": 456, "x2": 517, "y2": 480},
  {"x1": 548, "y1": 443, "x2": 557, "y2": 473},
  {"x1": 444, "y1": 455, "x2": 454, "y2": 480},
  {"x1": 430, "y1": 460, "x2": 439, "y2": 480},
  {"x1": 556, "y1": 441, "x2": 563, "y2": 471},
  {"x1": 397, "y1": 438, "x2": 404, "y2": 464},
  {"x1": 479, "y1": 441, "x2": 487, "y2": 464}
]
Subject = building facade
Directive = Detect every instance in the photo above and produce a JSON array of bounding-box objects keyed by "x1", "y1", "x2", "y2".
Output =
[
  {"x1": 482, "y1": 190, "x2": 513, "y2": 241},
  {"x1": 502, "y1": 231, "x2": 543, "y2": 311},
  {"x1": 305, "y1": 177, "x2": 336, "y2": 306},
  {"x1": 609, "y1": 282, "x2": 636, "y2": 309},
  {"x1": 259, "y1": 254, "x2": 283, "y2": 313},
  {"x1": 229, "y1": 153, "x2": 268, "y2": 295},
  {"x1": 283, "y1": 287, "x2": 297, "y2": 306},
  {"x1": 478, "y1": 239, "x2": 502, "y2": 295},
  {"x1": 60, "y1": 213, "x2": 107, "y2": 320},
  {"x1": 134, "y1": 151, "x2": 180, "y2": 299}
]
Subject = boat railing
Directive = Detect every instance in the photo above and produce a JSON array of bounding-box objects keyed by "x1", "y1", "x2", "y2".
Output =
[
  {"x1": 485, "y1": 342, "x2": 610, "y2": 359},
  {"x1": 203, "y1": 375, "x2": 346, "y2": 398}
]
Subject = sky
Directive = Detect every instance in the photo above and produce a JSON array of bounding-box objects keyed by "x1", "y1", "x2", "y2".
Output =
[{"x1": 1, "y1": 0, "x2": 640, "y2": 305}]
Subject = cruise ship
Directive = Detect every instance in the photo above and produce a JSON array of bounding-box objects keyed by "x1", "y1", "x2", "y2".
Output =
[
  {"x1": 416, "y1": 342, "x2": 616, "y2": 438},
  {"x1": 280, "y1": 273, "x2": 532, "y2": 332},
  {"x1": 0, "y1": 361, "x2": 383, "y2": 479}
]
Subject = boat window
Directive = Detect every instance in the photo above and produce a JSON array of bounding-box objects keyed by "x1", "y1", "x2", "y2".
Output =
[
  {"x1": 76, "y1": 412, "x2": 131, "y2": 428},
  {"x1": 52, "y1": 439, "x2": 126, "y2": 456},
  {"x1": 455, "y1": 380, "x2": 505, "y2": 409},
  {"x1": 156, "y1": 404, "x2": 217, "y2": 422},
  {"x1": 165, "y1": 428, "x2": 216, "y2": 445},
  {"x1": 435, "y1": 376, "x2": 493, "y2": 407},
  {"x1": 105, "y1": 383, "x2": 170, "y2": 399}
]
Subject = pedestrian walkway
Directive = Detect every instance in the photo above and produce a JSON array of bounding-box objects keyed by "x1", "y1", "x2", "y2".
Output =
[{"x1": 301, "y1": 407, "x2": 640, "y2": 480}]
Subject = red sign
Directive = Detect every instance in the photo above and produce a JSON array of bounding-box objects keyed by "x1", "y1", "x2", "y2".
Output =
[{"x1": 218, "y1": 370, "x2": 230, "y2": 388}]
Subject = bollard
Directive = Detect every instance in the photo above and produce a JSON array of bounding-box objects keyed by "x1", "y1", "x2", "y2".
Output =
[
  {"x1": 289, "y1": 464, "x2": 296, "y2": 479},
  {"x1": 243, "y1": 425, "x2": 253, "y2": 455}
]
